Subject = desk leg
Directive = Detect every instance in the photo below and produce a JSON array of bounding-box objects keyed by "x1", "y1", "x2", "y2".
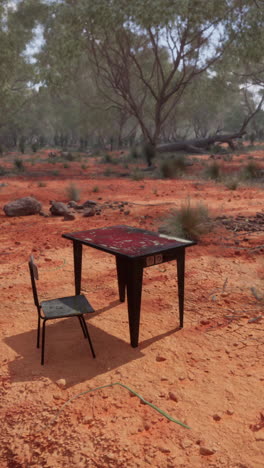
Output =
[
  {"x1": 73, "y1": 241, "x2": 82, "y2": 295},
  {"x1": 126, "y1": 261, "x2": 143, "y2": 347},
  {"x1": 116, "y1": 256, "x2": 127, "y2": 302},
  {"x1": 176, "y1": 249, "x2": 185, "y2": 328}
]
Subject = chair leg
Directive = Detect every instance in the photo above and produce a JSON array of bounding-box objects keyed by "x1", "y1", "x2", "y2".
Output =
[
  {"x1": 78, "y1": 316, "x2": 87, "y2": 338},
  {"x1": 37, "y1": 316, "x2": 40, "y2": 348},
  {"x1": 82, "y1": 317, "x2": 96, "y2": 358},
  {"x1": 41, "y1": 319, "x2": 46, "y2": 365}
]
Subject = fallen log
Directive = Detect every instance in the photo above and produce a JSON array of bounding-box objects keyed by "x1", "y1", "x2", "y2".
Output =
[{"x1": 157, "y1": 131, "x2": 246, "y2": 154}]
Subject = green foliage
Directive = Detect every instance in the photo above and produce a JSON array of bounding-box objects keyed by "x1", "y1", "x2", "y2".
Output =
[
  {"x1": 31, "y1": 142, "x2": 38, "y2": 152},
  {"x1": 241, "y1": 161, "x2": 261, "y2": 180},
  {"x1": 14, "y1": 158, "x2": 25, "y2": 172},
  {"x1": 66, "y1": 183, "x2": 80, "y2": 201},
  {"x1": 130, "y1": 168, "x2": 144, "y2": 181},
  {"x1": 63, "y1": 162, "x2": 70, "y2": 168},
  {"x1": 81, "y1": 163, "x2": 87, "y2": 170},
  {"x1": 38, "y1": 181, "x2": 47, "y2": 187},
  {"x1": 160, "y1": 200, "x2": 212, "y2": 241},
  {"x1": 204, "y1": 162, "x2": 221, "y2": 180},
  {"x1": 224, "y1": 176, "x2": 239, "y2": 190},
  {"x1": 92, "y1": 185, "x2": 99, "y2": 192},
  {"x1": 160, "y1": 155, "x2": 186, "y2": 178},
  {"x1": 0, "y1": 165, "x2": 7, "y2": 175}
]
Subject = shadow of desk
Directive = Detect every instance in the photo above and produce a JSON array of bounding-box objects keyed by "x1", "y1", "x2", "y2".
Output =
[{"x1": 62, "y1": 225, "x2": 196, "y2": 347}]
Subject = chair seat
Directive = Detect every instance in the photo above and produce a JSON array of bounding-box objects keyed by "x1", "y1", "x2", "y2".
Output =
[{"x1": 41, "y1": 294, "x2": 94, "y2": 319}]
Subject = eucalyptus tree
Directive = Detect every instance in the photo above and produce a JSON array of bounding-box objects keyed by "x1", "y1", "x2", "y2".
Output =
[
  {"x1": 37, "y1": 0, "x2": 262, "y2": 149},
  {"x1": 0, "y1": 0, "x2": 46, "y2": 140}
]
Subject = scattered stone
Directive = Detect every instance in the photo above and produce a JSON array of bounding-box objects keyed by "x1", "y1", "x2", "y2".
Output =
[
  {"x1": 39, "y1": 210, "x2": 49, "y2": 217},
  {"x1": 213, "y1": 414, "x2": 221, "y2": 421},
  {"x1": 124, "y1": 210, "x2": 130, "y2": 215},
  {"x1": 83, "y1": 207, "x2": 96, "y2": 217},
  {"x1": 199, "y1": 446, "x2": 216, "y2": 456},
  {"x1": 168, "y1": 392, "x2": 178, "y2": 402},
  {"x1": 82, "y1": 200, "x2": 97, "y2": 208},
  {"x1": 180, "y1": 438, "x2": 192, "y2": 449},
  {"x1": 226, "y1": 409, "x2": 234, "y2": 415},
  {"x1": 156, "y1": 355, "x2": 167, "y2": 362},
  {"x1": 67, "y1": 200, "x2": 79, "y2": 208},
  {"x1": 63, "y1": 213, "x2": 76, "y2": 221},
  {"x1": 3, "y1": 197, "x2": 42, "y2": 217},
  {"x1": 55, "y1": 378, "x2": 66, "y2": 389},
  {"x1": 49, "y1": 201, "x2": 69, "y2": 216}
]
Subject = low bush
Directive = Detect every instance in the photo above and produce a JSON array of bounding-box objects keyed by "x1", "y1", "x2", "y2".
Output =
[
  {"x1": 160, "y1": 155, "x2": 187, "y2": 178},
  {"x1": 14, "y1": 158, "x2": 25, "y2": 172},
  {"x1": 204, "y1": 162, "x2": 221, "y2": 180},
  {"x1": 224, "y1": 176, "x2": 239, "y2": 190},
  {"x1": 66, "y1": 183, "x2": 80, "y2": 201},
  {"x1": 159, "y1": 199, "x2": 213, "y2": 241},
  {"x1": 241, "y1": 161, "x2": 261, "y2": 180},
  {"x1": 130, "y1": 168, "x2": 144, "y2": 180}
]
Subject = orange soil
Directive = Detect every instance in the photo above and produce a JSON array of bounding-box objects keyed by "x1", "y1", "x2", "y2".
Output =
[{"x1": 0, "y1": 149, "x2": 264, "y2": 467}]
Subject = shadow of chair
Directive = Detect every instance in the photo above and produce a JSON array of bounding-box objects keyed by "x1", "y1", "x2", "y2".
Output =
[{"x1": 28, "y1": 255, "x2": 96, "y2": 365}]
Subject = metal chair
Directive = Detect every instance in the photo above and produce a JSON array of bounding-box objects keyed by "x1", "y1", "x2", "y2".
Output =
[{"x1": 28, "y1": 255, "x2": 96, "y2": 365}]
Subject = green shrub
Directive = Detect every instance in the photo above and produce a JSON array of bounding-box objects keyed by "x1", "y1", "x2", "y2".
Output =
[
  {"x1": 224, "y1": 176, "x2": 239, "y2": 190},
  {"x1": 31, "y1": 142, "x2": 38, "y2": 152},
  {"x1": 38, "y1": 181, "x2": 47, "y2": 187},
  {"x1": 130, "y1": 168, "x2": 144, "y2": 180},
  {"x1": 52, "y1": 170, "x2": 59, "y2": 176},
  {"x1": 81, "y1": 163, "x2": 87, "y2": 170},
  {"x1": 0, "y1": 165, "x2": 7, "y2": 175},
  {"x1": 66, "y1": 183, "x2": 80, "y2": 201},
  {"x1": 63, "y1": 162, "x2": 70, "y2": 168},
  {"x1": 160, "y1": 199, "x2": 212, "y2": 241},
  {"x1": 160, "y1": 155, "x2": 186, "y2": 178},
  {"x1": 92, "y1": 185, "x2": 99, "y2": 192},
  {"x1": 14, "y1": 158, "x2": 25, "y2": 172},
  {"x1": 204, "y1": 162, "x2": 221, "y2": 180},
  {"x1": 129, "y1": 146, "x2": 140, "y2": 160},
  {"x1": 241, "y1": 161, "x2": 261, "y2": 180}
]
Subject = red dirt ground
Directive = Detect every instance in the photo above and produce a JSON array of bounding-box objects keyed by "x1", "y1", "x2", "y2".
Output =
[{"x1": 0, "y1": 149, "x2": 263, "y2": 467}]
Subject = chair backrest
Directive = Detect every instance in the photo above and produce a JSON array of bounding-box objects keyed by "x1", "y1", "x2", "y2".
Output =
[{"x1": 28, "y1": 255, "x2": 40, "y2": 309}]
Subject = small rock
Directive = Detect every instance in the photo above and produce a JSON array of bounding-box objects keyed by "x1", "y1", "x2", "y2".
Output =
[
  {"x1": 168, "y1": 392, "x2": 178, "y2": 402},
  {"x1": 56, "y1": 378, "x2": 66, "y2": 389},
  {"x1": 180, "y1": 438, "x2": 192, "y2": 449},
  {"x1": 199, "y1": 446, "x2": 216, "y2": 456},
  {"x1": 63, "y1": 213, "x2": 76, "y2": 221},
  {"x1": 83, "y1": 208, "x2": 96, "y2": 217},
  {"x1": 82, "y1": 200, "x2": 97, "y2": 207},
  {"x1": 49, "y1": 201, "x2": 69, "y2": 216},
  {"x1": 226, "y1": 409, "x2": 234, "y2": 415},
  {"x1": 124, "y1": 210, "x2": 130, "y2": 215},
  {"x1": 213, "y1": 414, "x2": 221, "y2": 421},
  {"x1": 156, "y1": 355, "x2": 167, "y2": 362}
]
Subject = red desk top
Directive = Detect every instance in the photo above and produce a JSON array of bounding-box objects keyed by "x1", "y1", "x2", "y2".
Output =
[{"x1": 62, "y1": 225, "x2": 194, "y2": 258}]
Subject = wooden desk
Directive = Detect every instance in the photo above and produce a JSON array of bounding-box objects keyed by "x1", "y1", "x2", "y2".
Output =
[{"x1": 62, "y1": 225, "x2": 195, "y2": 347}]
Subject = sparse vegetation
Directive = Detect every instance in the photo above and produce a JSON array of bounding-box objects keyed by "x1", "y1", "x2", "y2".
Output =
[
  {"x1": 130, "y1": 168, "x2": 144, "y2": 180},
  {"x1": 66, "y1": 183, "x2": 80, "y2": 201},
  {"x1": 204, "y1": 162, "x2": 221, "y2": 180},
  {"x1": 92, "y1": 185, "x2": 99, "y2": 192},
  {"x1": 160, "y1": 199, "x2": 213, "y2": 241},
  {"x1": 38, "y1": 181, "x2": 47, "y2": 187},
  {"x1": 241, "y1": 161, "x2": 261, "y2": 180},
  {"x1": 14, "y1": 158, "x2": 25, "y2": 172},
  {"x1": 160, "y1": 155, "x2": 187, "y2": 178},
  {"x1": 225, "y1": 176, "x2": 239, "y2": 190}
]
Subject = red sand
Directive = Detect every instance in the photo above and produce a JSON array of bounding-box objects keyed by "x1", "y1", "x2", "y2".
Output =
[{"x1": 0, "y1": 149, "x2": 263, "y2": 467}]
